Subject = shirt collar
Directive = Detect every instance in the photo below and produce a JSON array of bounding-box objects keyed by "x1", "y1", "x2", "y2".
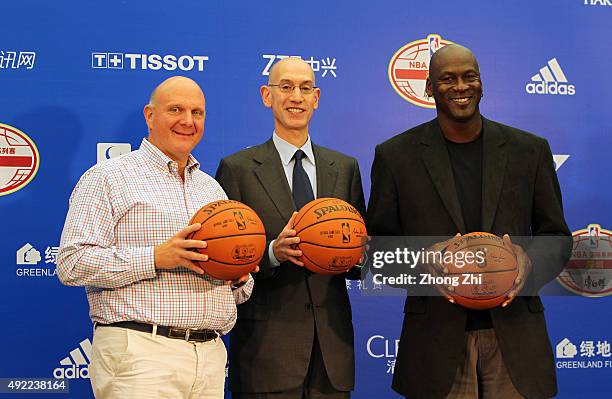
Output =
[
  {"x1": 272, "y1": 132, "x2": 315, "y2": 166},
  {"x1": 139, "y1": 137, "x2": 201, "y2": 173}
]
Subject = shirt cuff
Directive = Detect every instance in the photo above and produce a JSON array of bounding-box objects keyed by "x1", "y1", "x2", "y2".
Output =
[
  {"x1": 268, "y1": 240, "x2": 281, "y2": 267},
  {"x1": 135, "y1": 246, "x2": 157, "y2": 280}
]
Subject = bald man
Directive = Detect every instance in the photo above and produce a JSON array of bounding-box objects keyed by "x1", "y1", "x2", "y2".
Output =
[
  {"x1": 368, "y1": 45, "x2": 571, "y2": 398},
  {"x1": 58, "y1": 76, "x2": 254, "y2": 398},
  {"x1": 216, "y1": 58, "x2": 365, "y2": 398}
]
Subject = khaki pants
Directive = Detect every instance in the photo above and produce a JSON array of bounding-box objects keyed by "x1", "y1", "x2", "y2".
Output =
[
  {"x1": 446, "y1": 329, "x2": 525, "y2": 399},
  {"x1": 90, "y1": 326, "x2": 227, "y2": 399}
]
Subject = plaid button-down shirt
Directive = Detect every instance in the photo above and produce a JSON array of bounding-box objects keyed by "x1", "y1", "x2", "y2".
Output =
[{"x1": 58, "y1": 138, "x2": 253, "y2": 334}]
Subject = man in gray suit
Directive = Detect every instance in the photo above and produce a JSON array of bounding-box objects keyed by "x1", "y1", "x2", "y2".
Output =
[{"x1": 216, "y1": 57, "x2": 365, "y2": 398}]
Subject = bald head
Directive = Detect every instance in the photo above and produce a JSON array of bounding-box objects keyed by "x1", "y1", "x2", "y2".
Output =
[
  {"x1": 429, "y1": 44, "x2": 479, "y2": 80},
  {"x1": 148, "y1": 76, "x2": 205, "y2": 107},
  {"x1": 268, "y1": 57, "x2": 316, "y2": 85},
  {"x1": 143, "y1": 76, "x2": 206, "y2": 168}
]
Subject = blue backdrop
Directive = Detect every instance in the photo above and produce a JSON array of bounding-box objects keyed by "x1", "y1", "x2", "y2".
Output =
[{"x1": 1, "y1": 1, "x2": 611, "y2": 397}]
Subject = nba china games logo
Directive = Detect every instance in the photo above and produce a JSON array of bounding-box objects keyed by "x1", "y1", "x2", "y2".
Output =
[
  {"x1": 388, "y1": 34, "x2": 453, "y2": 108},
  {"x1": 557, "y1": 224, "x2": 612, "y2": 297},
  {"x1": 0, "y1": 123, "x2": 40, "y2": 196}
]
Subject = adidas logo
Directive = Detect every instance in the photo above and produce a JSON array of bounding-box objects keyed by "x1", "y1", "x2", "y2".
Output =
[
  {"x1": 526, "y1": 58, "x2": 575, "y2": 95},
  {"x1": 53, "y1": 338, "x2": 92, "y2": 379}
]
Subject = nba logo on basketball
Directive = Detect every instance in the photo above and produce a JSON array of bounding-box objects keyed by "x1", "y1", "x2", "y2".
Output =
[
  {"x1": 342, "y1": 223, "x2": 351, "y2": 243},
  {"x1": 0, "y1": 123, "x2": 40, "y2": 196},
  {"x1": 388, "y1": 34, "x2": 453, "y2": 108},
  {"x1": 234, "y1": 211, "x2": 247, "y2": 230}
]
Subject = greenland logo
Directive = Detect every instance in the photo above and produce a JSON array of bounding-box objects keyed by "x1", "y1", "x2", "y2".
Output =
[
  {"x1": 526, "y1": 58, "x2": 575, "y2": 95},
  {"x1": 53, "y1": 338, "x2": 92, "y2": 379}
]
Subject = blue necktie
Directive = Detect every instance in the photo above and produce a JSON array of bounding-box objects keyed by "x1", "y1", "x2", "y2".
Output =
[{"x1": 292, "y1": 149, "x2": 314, "y2": 210}]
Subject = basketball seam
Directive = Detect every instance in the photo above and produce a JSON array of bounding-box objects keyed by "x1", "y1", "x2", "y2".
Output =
[
  {"x1": 190, "y1": 206, "x2": 255, "y2": 226},
  {"x1": 455, "y1": 286, "x2": 513, "y2": 300},
  {"x1": 293, "y1": 199, "x2": 329, "y2": 227},
  {"x1": 198, "y1": 233, "x2": 267, "y2": 241},
  {"x1": 299, "y1": 242, "x2": 365, "y2": 250},
  {"x1": 200, "y1": 257, "x2": 261, "y2": 266},
  {"x1": 300, "y1": 251, "x2": 347, "y2": 272},
  {"x1": 295, "y1": 216, "x2": 365, "y2": 236},
  {"x1": 445, "y1": 268, "x2": 517, "y2": 275}
]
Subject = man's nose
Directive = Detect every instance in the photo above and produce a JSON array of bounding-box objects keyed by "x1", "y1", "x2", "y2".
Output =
[
  {"x1": 181, "y1": 111, "x2": 194, "y2": 126},
  {"x1": 289, "y1": 86, "x2": 304, "y2": 101},
  {"x1": 454, "y1": 77, "x2": 469, "y2": 91}
]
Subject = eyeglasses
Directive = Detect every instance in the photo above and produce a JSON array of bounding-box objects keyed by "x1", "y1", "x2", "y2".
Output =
[{"x1": 268, "y1": 82, "x2": 317, "y2": 95}]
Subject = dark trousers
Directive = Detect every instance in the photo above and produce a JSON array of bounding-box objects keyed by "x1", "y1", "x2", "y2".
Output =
[
  {"x1": 233, "y1": 333, "x2": 350, "y2": 399},
  {"x1": 445, "y1": 329, "x2": 525, "y2": 399}
]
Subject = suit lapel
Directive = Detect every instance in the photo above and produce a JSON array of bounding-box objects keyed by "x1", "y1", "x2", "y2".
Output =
[
  {"x1": 313, "y1": 145, "x2": 338, "y2": 199},
  {"x1": 421, "y1": 119, "x2": 467, "y2": 233},
  {"x1": 481, "y1": 118, "x2": 507, "y2": 232},
  {"x1": 253, "y1": 139, "x2": 295, "y2": 221}
]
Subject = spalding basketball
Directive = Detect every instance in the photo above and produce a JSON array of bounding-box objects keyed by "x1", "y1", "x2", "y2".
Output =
[
  {"x1": 187, "y1": 200, "x2": 266, "y2": 280},
  {"x1": 442, "y1": 232, "x2": 519, "y2": 310},
  {"x1": 293, "y1": 198, "x2": 367, "y2": 275}
]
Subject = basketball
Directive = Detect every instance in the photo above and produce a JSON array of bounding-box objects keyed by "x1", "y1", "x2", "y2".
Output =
[
  {"x1": 441, "y1": 232, "x2": 519, "y2": 310},
  {"x1": 293, "y1": 198, "x2": 367, "y2": 275},
  {"x1": 187, "y1": 200, "x2": 266, "y2": 280}
]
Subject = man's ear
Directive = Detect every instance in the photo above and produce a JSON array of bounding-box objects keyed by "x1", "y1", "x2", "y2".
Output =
[
  {"x1": 425, "y1": 77, "x2": 433, "y2": 98},
  {"x1": 312, "y1": 87, "x2": 320, "y2": 110},
  {"x1": 260, "y1": 85, "x2": 272, "y2": 108},
  {"x1": 143, "y1": 105, "x2": 154, "y2": 130}
]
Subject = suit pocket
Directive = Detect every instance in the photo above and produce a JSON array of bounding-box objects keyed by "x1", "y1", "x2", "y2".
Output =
[
  {"x1": 527, "y1": 296, "x2": 544, "y2": 313},
  {"x1": 403, "y1": 297, "x2": 426, "y2": 314}
]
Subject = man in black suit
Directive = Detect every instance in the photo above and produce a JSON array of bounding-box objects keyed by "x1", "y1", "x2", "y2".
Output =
[
  {"x1": 367, "y1": 44, "x2": 571, "y2": 398},
  {"x1": 216, "y1": 57, "x2": 365, "y2": 398}
]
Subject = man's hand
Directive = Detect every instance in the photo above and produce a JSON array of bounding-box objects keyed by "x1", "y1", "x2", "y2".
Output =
[
  {"x1": 501, "y1": 234, "x2": 532, "y2": 307},
  {"x1": 422, "y1": 233, "x2": 462, "y2": 304},
  {"x1": 154, "y1": 223, "x2": 208, "y2": 275},
  {"x1": 273, "y1": 212, "x2": 304, "y2": 267},
  {"x1": 226, "y1": 265, "x2": 260, "y2": 287}
]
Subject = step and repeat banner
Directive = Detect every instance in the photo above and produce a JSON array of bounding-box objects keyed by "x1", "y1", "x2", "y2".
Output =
[{"x1": 1, "y1": 1, "x2": 611, "y2": 398}]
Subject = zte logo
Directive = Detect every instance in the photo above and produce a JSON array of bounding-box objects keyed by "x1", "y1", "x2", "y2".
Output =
[
  {"x1": 91, "y1": 53, "x2": 209, "y2": 71},
  {"x1": 584, "y1": 0, "x2": 611, "y2": 5}
]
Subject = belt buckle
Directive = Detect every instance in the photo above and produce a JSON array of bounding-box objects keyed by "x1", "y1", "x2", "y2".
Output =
[{"x1": 168, "y1": 327, "x2": 190, "y2": 341}]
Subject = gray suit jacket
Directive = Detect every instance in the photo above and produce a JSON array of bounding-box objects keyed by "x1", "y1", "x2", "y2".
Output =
[{"x1": 216, "y1": 139, "x2": 365, "y2": 393}]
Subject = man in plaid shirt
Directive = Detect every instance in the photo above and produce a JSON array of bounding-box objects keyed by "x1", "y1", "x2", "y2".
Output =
[{"x1": 57, "y1": 76, "x2": 254, "y2": 399}]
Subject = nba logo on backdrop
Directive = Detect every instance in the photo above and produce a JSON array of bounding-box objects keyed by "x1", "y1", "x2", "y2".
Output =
[
  {"x1": 388, "y1": 34, "x2": 453, "y2": 108},
  {"x1": 0, "y1": 123, "x2": 40, "y2": 196},
  {"x1": 557, "y1": 224, "x2": 612, "y2": 297}
]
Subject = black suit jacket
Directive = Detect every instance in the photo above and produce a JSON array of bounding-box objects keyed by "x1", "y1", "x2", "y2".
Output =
[
  {"x1": 367, "y1": 117, "x2": 571, "y2": 399},
  {"x1": 216, "y1": 139, "x2": 366, "y2": 393}
]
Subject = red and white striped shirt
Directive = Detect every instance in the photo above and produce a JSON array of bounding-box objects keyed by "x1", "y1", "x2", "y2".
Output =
[{"x1": 57, "y1": 138, "x2": 253, "y2": 334}]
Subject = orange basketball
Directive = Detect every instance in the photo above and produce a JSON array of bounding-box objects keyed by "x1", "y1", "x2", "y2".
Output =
[
  {"x1": 187, "y1": 200, "x2": 266, "y2": 280},
  {"x1": 442, "y1": 232, "x2": 518, "y2": 310},
  {"x1": 294, "y1": 198, "x2": 367, "y2": 275}
]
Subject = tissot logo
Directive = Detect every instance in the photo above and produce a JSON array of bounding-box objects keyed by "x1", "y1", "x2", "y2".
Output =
[
  {"x1": 91, "y1": 52, "x2": 209, "y2": 71},
  {"x1": 526, "y1": 58, "x2": 575, "y2": 96}
]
